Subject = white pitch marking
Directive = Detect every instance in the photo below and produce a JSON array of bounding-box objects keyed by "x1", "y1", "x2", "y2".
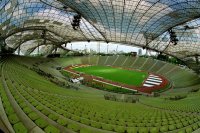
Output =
[
  {"x1": 149, "y1": 75, "x2": 159, "y2": 78},
  {"x1": 147, "y1": 78, "x2": 162, "y2": 83},
  {"x1": 143, "y1": 84, "x2": 154, "y2": 87},
  {"x1": 148, "y1": 77, "x2": 162, "y2": 80},
  {"x1": 145, "y1": 81, "x2": 161, "y2": 85}
]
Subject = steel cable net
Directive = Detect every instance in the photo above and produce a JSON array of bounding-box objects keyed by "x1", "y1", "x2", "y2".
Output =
[{"x1": 1, "y1": 0, "x2": 200, "y2": 61}]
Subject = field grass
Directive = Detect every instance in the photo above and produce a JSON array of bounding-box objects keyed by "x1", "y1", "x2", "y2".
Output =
[{"x1": 73, "y1": 65, "x2": 148, "y2": 86}]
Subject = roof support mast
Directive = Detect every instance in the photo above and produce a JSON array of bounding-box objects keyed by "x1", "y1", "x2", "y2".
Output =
[{"x1": 0, "y1": 34, "x2": 6, "y2": 55}]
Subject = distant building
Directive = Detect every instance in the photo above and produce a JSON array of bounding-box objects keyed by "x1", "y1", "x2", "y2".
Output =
[{"x1": 138, "y1": 49, "x2": 142, "y2": 56}]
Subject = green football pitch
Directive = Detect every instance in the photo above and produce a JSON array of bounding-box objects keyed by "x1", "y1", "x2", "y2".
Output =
[{"x1": 73, "y1": 65, "x2": 148, "y2": 86}]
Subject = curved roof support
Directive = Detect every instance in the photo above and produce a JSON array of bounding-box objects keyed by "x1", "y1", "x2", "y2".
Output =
[{"x1": 5, "y1": 26, "x2": 64, "y2": 40}]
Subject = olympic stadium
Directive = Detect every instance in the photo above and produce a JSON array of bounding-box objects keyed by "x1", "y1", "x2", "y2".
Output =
[{"x1": 1, "y1": 0, "x2": 200, "y2": 133}]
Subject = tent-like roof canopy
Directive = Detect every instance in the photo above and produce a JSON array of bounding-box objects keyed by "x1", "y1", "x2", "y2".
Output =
[{"x1": 1, "y1": 0, "x2": 200, "y2": 69}]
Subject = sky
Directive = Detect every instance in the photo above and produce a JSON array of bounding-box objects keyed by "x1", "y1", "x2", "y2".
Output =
[{"x1": 64, "y1": 41, "x2": 157, "y2": 55}]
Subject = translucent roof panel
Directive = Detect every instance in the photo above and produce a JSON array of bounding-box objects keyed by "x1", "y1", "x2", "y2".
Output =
[{"x1": 1, "y1": 0, "x2": 200, "y2": 62}]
